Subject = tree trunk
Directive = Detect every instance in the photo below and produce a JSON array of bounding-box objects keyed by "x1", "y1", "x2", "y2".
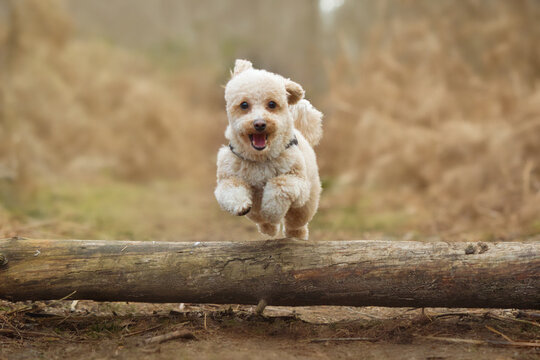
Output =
[{"x1": 0, "y1": 238, "x2": 538, "y2": 309}]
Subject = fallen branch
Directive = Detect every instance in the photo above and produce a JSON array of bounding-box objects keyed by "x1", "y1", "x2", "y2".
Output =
[
  {"x1": 310, "y1": 337, "x2": 375, "y2": 343},
  {"x1": 430, "y1": 311, "x2": 486, "y2": 319},
  {"x1": 1, "y1": 238, "x2": 539, "y2": 308},
  {"x1": 0, "y1": 328, "x2": 62, "y2": 339},
  {"x1": 487, "y1": 313, "x2": 540, "y2": 328},
  {"x1": 485, "y1": 325, "x2": 513, "y2": 342},
  {"x1": 124, "y1": 324, "x2": 164, "y2": 338},
  {"x1": 516, "y1": 311, "x2": 540, "y2": 319},
  {"x1": 143, "y1": 329, "x2": 196, "y2": 344},
  {"x1": 420, "y1": 336, "x2": 540, "y2": 347}
]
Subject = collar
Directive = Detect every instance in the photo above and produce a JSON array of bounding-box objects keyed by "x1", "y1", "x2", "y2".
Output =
[{"x1": 229, "y1": 136, "x2": 298, "y2": 162}]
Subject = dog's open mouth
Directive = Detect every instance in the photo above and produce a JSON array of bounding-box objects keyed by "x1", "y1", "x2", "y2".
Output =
[{"x1": 249, "y1": 133, "x2": 267, "y2": 151}]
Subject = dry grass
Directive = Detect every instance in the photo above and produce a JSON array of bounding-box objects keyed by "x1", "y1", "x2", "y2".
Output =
[
  {"x1": 321, "y1": 0, "x2": 540, "y2": 238},
  {"x1": 0, "y1": 0, "x2": 539, "y2": 240},
  {"x1": 0, "y1": 0, "x2": 223, "y2": 185}
]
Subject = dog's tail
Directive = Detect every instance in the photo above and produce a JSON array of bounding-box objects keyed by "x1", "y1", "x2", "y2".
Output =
[{"x1": 290, "y1": 99, "x2": 323, "y2": 146}]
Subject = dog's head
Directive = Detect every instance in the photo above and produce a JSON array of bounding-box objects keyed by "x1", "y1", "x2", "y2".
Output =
[{"x1": 224, "y1": 59, "x2": 304, "y2": 161}]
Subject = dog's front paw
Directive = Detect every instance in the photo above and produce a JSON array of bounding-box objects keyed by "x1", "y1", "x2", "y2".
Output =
[
  {"x1": 234, "y1": 203, "x2": 252, "y2": 216},
  {"x1": 227, "y1": 193, "x2": 252, "y2": 217},
  {"x1": 215, "y1": 184, "x2": 252, "y2": 216}
]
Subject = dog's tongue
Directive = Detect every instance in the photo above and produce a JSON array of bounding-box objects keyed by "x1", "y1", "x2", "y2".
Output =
[{"x1": 252, "y1": 133, "x2": 266, "y2": 148}]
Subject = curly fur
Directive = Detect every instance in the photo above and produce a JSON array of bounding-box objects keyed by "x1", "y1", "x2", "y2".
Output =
[{"x1": 214, "y1": 59, "x2": 323, "y2": 240}]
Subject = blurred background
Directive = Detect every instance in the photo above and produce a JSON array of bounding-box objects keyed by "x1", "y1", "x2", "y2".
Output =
[{"x1": 0, "y1": 0, "x2": 538, "y2": 242}]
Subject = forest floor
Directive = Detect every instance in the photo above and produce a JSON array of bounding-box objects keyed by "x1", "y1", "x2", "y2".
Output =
[
  {"x1": 1, "y1": 301, "x2": 539, "y2": 360},
  {"x1": 1, "y1": 180, "x2": 539, "y2": 359}
]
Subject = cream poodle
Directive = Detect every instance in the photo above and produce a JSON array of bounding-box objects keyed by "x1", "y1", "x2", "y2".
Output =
[{"x1": 214, "y1": 59, "x2": 323, "y2": 240}]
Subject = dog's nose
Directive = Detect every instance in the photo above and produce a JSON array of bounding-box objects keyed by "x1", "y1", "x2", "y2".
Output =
[{"x1": 253, "y1": 119, "x2": 266, "y2": 132}]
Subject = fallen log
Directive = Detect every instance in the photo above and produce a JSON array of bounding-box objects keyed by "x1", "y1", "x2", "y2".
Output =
[{"x1": 0, "y1": 238, "x2": 538, "y2": 309}]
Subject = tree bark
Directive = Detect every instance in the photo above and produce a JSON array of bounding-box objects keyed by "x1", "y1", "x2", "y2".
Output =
[{"x1": 0, "y1": 238, "x2": 538, "y2": 309}]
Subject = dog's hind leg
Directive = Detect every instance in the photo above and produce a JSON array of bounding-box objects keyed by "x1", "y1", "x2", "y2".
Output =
[
  {"x1": 247, "y1": 190, "x2": 281, "y2": 238},
  {"x1": 284, "y1": 206, "x2": 311, "y2": 240},
  {"x1": 257, "y1": 223, "x2": 280, "y2": 237},
  {"x1": 284, "y1": 181, "x2": 320, "y2": 240},
  {"x1": 285, "y1": 225, "x2": 308, "y2": 240}
]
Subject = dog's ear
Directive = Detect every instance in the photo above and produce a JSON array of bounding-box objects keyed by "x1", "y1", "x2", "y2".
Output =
[
  {"x1": 285, "y1": 80, "x2": 305, "y2": 105},
  {"x1": 232, "y1": 59, "x2": 253, "y2": 77}
]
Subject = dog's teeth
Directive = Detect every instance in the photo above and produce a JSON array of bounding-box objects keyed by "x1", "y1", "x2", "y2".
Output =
[{"x1": 251, "y1": 133, "x2": 266, "y2": 149}]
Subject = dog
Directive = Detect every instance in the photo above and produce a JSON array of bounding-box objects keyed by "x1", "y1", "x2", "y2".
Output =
[{"x1": 214, "y1": 59, "x2": 323, "y2": 240}]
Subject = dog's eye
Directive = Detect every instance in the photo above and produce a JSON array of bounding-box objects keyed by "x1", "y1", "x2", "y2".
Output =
[
  {"x1": 268, "y1": 101, "x2": 277, "y2": 109},
  {"x1": 240, "y1": 101, "x2": 249, "y2": 110}
]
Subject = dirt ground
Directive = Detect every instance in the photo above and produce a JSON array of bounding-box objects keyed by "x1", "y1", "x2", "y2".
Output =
[{"x1": 1, "y1": 301, "x2": 539, "y2": 360}]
